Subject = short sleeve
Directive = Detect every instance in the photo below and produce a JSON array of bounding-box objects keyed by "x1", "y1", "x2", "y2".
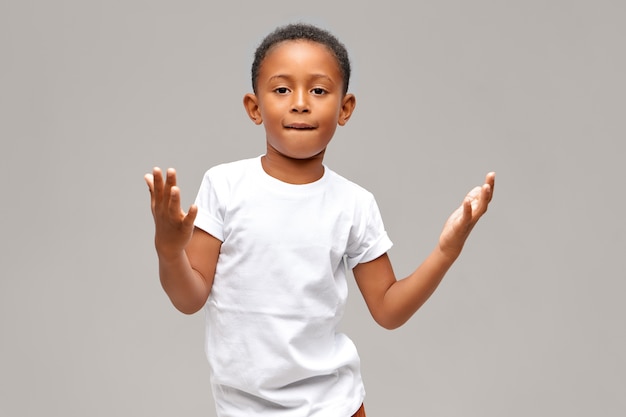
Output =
[
  {"x1": 193, "y1": 169, "x2": 226, "y2": 242},
  {"x1": 345, "y1": 195, "x2": 393, "y2": 270}
]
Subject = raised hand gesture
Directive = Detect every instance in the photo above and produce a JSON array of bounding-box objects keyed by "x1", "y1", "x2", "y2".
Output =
[
  {"x1": 145, "y1": 167, "x2": 198, "y2": 260},
  {"x1": 438, "y1": 172, "x2": 496, "y2": 260}
]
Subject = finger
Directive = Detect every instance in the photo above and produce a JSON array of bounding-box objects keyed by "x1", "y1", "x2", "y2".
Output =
[
  {"x1": 183, "y1": 204, "x2": 198, "y2": 229},
  {"x1": 144, "y1": 173, "x2": 154, "y2": 193},
  {"x1": 470, "y1": 185, "x2": 482, "y2": 197},
  {"x1": 482, "y1": 172, "x2": 495, "y2": 202},
  {"x1": 462, "y1": 196, "x2": 473, "y2": 223},
  {"x1": 166, "y1": 168, "x2": 177, "y2": 187},
  {"x1": 476, "y1": 183, "x2": 492, "y2": 214},
  {"x1": 168, "y1": 185, "x2": 183, "y2": 221},
  {"x1": 468, "y1": 173, "x2": 495, "y2": 213},
  {"x1": 466, "y1": 185, "x2": 482, "y2": 203},
  {"x1": 144, "y1": 173, "x2": 156, "y2": 214},
  {"x1": 455, "y1": 197, "x2": 475, "y2": 232},
  {"x1": 162, "y1": 168, "x2": 177, "y2": 208},
  {"x1": 152, "y1": 167, "x2": 164, "y2": 204},
  {"x1": 468, "y1": 182, "x2": 491, "y2": 220}
]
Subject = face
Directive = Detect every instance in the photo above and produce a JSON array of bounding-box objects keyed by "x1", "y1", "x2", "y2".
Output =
[{"x1": 244, "y1": 40, "x2": 355, "y2": 161}]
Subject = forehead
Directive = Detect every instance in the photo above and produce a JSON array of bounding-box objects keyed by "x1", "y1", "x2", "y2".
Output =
[{"x1": 259, "y1": 40, "x2": 342, "y2": 78}]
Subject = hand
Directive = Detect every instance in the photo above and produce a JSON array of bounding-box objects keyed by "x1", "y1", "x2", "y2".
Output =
[
  {"x1": 145, "y1": 167, "x2": 198, "y2": 260},
  {"x1": 438, "y1": 172, "x2": 495, "y2": 259}
]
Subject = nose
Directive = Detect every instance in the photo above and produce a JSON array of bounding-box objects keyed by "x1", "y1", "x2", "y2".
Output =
[{"x1": 291, "y1": 89, "x2": 309, "y2": 113}]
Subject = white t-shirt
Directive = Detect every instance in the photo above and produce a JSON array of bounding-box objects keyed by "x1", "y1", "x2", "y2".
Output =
[{"x1": 193, "y1": 156, "x2": 393, "y2": 417}]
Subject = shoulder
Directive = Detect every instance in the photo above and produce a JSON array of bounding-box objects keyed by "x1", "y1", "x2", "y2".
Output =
[
  {"x1": 205, "y1": 156, "x2": 259, "y2": 179},
  {"x1": 197, "y1": 156, "x2": 261, "y2": 200},
  {"x1": 324, "y1": 166, "x2": 375, "y2": 202}
]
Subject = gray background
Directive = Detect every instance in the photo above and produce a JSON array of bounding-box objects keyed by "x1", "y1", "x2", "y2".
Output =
[{"x1": 1, "y1": 0, "x2": 624, "y2": 416}]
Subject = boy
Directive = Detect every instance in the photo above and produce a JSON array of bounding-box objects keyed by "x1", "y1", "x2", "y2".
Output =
[{"x1": 145, "y1": 23, "x2": 495, "y2": 417}]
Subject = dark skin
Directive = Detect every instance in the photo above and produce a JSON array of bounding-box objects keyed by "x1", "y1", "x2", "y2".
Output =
[{"x1": 145, "y1": 40, "x2": 495, "y2": 328}]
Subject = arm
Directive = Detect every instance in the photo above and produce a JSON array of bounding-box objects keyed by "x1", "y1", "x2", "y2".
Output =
[
  {"x1": 145, "y1": 167, "x2": 221, "y2": 314},
  {"x1": 353, "y1": 172, "x2": 495, "y2": 330}
]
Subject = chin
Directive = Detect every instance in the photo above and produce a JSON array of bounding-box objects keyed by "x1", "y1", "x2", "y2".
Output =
[{"x1": 278, "y1": 149, "x2": 326, "y2": 161}]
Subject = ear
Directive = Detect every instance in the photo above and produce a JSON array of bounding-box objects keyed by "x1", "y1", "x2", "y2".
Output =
[
  {"x1": 338, "y1": 93, "x2": 356, "y2": 126},
  {"x1": 243, "y1": 93, "x2": 263, "y2": 125}
]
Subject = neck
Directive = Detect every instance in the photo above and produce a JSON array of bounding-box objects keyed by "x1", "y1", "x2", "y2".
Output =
[{"x1": 261, "y1": 150, "x2": 326, "y2": 184}]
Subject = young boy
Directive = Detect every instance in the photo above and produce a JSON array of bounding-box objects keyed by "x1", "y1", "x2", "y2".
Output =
[{"x1": 145, "y1": 23, "x2": 495, "y2": 417}]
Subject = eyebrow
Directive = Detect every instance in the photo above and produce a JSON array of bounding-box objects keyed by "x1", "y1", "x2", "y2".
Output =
[{"x1": 268, "y1": 74, "x2": 335, "y2": 83}]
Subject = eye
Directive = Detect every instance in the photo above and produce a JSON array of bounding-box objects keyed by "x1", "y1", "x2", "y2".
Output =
[
  {"x1": 311, "y1": 88, "x2": 327, "y2": 95},
  {"x1": 274, "y1": 87, "x2": 289, "y2": 94}
]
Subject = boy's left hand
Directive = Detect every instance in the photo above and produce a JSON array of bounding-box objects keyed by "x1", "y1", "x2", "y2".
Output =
[{"x1": 438, "y1": 172, "x2": 495, "y2": 259}]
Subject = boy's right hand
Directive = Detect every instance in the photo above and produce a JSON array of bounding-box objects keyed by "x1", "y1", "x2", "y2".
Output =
[{"x1": 144, "y1": 167, "x2": 198, "y2": 260}]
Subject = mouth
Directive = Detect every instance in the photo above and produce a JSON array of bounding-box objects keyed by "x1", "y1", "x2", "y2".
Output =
[{"x1": 284, "y1": 123, "x2": 316, "y2": 130}]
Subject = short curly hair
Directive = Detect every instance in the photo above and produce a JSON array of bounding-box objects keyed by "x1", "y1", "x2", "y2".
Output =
[{"x1": 251, "y1": 23, "x2": 351, "y2": 95}]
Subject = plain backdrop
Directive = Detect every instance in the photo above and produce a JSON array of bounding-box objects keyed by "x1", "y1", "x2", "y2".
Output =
[{"x1": 1, "y1": 1, "x2": 624, "y2": 416}]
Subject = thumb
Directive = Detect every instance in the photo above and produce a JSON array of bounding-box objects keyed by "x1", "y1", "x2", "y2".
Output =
[{"x1": 183, "y1": 204, "x2": 198, "y2": 229}]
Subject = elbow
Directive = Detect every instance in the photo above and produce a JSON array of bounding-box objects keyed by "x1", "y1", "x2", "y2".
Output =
[
  {"x1": 381, "y1": 322, "x2": 403, "y2": 331},
  {"x1": 175, "y1": 304, "x2": 203, "y2": 315},
  {"x1": 169, "y1": 295, "x2": 207, "y2": 315},
  {"x1": 370, "y1": 302, "x2": 415, "y2": 329},
  {"x1": 378, "y1": 321, "x2": 404, "y2": 331},
  {"x1": 373, "y1": 314, "x2": 406, "y2": 330},
  {"x1": 161, "y1": 282, "x2": 210, "y2": 315},
  {"x1": 372, "y1": 295, "x2": 429, "y2": 330}
]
